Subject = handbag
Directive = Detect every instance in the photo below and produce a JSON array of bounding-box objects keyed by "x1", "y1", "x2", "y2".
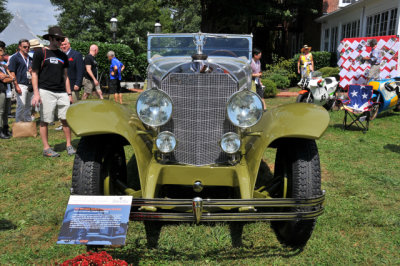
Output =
[{"x1": 12, "y1": 122, "x2": 37, "y2": 138}]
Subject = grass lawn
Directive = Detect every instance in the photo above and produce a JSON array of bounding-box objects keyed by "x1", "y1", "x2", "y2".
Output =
[{"x1": 1, "y1": 93, "x2": 399, "y2": 264}]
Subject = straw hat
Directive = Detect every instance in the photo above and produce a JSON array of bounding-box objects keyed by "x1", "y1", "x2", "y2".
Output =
[
  {"x1": 29, "y1": 39, "x2": 44, "y2": 49},
  {"x1": 301, "y1": 45, "x2": 312, "y2": 53}
]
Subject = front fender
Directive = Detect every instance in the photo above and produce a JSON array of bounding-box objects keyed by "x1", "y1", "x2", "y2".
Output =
[
  {"x1": 244, "y1": 103, "x2": 329, "y2": 182},
  {"x1": 66, "y1": 100, "x2": 146, "y2": 138},
  {"x1": 66, "y1": 100, "x2": 152, "y2": 186}
]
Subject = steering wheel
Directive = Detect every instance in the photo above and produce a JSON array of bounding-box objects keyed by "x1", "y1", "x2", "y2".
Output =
[{"x1": 208, "y1": 49, "x2": 238, "y2": 57}]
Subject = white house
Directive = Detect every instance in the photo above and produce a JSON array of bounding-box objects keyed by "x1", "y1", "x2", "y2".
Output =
[{"x1": 316, "y1": 0, "x2": 400, "y2": 52}]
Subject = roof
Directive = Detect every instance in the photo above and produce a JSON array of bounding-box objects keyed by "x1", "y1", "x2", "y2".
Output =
[
  {"x1": 316, "y1": 0, "x2": 366, "y2": 22},
  {"x1": 0, "y1": 12, "x2": 42, "y2": 46}
]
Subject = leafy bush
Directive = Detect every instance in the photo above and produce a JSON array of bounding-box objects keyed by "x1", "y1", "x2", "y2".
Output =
[
  {"x1": 133, "y1": 53, "x2": 148, "y2": 80},
  {"x1": 267, "y1": 73, "x2": 290, "y2": 90},
  {"x1": 317, "y1": 66, "x2": 340, "y2": 80},
  {"x1": 264, "y1": 56, "x2": 297, "y2": 87},
  {"x1": 5, "y1": 44, "x2": 18, "y2": 55},
  {"x1": 261, "y1": 78, "x2": 278, "y2": 98}
]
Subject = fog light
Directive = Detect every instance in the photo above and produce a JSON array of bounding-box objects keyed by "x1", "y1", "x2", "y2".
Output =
[
  {"x1": 156, "y1": 131, "x2": 176, "y2": 153},
  {"x1": 220, "y1": 132, "x2": 241, "y2": 154}
]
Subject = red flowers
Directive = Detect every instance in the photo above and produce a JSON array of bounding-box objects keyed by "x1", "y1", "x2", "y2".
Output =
[{"x1": 59, "y1": 251, "x2": 128, "y2": 266}]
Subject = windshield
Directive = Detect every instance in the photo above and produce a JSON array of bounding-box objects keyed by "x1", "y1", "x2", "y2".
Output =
[
  {"x1": 148, "y1": 33, "x2": 252, "y2": 63},
  {"x1": 311, "y1": 71, "x2": 322, "y2": 79}
]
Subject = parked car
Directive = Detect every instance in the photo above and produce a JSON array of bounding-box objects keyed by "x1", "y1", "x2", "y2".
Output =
[{"x1": 67, "y1": 33, "x2": 330, "y2": 248}]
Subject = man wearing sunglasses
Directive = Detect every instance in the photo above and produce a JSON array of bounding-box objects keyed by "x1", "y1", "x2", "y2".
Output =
[
  {"x1": 31, "y1": 26, "x2": 75, "y2": 157},
  {"x1": 8, "y1": 39, "x2": 33, "y2": 122}
]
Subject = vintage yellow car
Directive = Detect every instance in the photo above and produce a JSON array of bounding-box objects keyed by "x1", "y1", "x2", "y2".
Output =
[{"x1": 67, "y1": 33, "x2": 329, "y2": 248}]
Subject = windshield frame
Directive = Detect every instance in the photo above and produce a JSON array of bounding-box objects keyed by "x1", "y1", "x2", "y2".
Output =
[{"x1": 147, "y1": 33, "x2": 253, "y2": 64}]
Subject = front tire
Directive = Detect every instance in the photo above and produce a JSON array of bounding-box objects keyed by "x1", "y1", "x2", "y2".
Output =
[
  {"x1": 72, "y1": 135, "x2": 127, "y2": 195},
  {"x1": 270, "y1": 139, "x2": 322, "y2": 248},
  {"x1": 369, "y1": 104, "x2": 380, "y2": 120},
  {"x1": 296, "y1": 93, "x2": 313, "y2": 103}
]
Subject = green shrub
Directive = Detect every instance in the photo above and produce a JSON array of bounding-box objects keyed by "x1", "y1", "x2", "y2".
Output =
[
  {"x1": 267, "y1": 73, "x2": 290, "y2": 90},
  {"x1": 264, "y1": 56, "x2": 298, "y2": 87},
  {"x1": 133, "y1": 53, "x2": 148, "y2": 80},
  {"x1": 317, "y1": 66, "x2": 340, "y2": 80},
  {"x1": 5, "y1": 44, "x2": 18, "y2": 55},
  {"x1": 261, "y1": 78, "x2": 278, "y2": 98}
]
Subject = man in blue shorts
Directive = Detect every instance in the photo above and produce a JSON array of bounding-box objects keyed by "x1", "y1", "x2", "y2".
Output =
[{"x1": 107, "y1": 51, "x2": 124, "y2": 104}]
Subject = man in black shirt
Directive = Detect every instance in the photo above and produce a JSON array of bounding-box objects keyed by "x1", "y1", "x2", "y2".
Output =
[
  {"x1": 31, "y1": 26, "x2": 75, "y2": 157},
  {"x1": 82, "y1": 44, "x2": 103, "y2": 100}
]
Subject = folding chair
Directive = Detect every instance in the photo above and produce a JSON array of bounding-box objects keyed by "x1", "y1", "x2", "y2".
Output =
[{"x1": 341, "y1": 85, "x2": 375, "y2": 133}]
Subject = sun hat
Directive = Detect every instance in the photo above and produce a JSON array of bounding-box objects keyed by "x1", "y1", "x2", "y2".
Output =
[
  {"x1": 29, "y1": 39, "x2": 44, "y2": 49},
  {"x1": 301, "y1": 45, "x2": 312, "y2": 53},
  {"x1": 43, "y1": 26, "x2": 66, "y2": 41}
]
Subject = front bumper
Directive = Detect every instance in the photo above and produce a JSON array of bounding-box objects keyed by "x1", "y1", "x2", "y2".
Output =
[{"x1": 131, "y1": 192, "x2": 325, "y2": 223}]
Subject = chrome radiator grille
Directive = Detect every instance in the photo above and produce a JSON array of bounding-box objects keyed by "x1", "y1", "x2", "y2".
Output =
[{"x1": 160, "y1": 73, "x2": 238, "y2": 166}]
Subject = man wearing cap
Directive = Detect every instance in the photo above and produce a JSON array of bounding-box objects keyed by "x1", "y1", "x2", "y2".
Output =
[
  {"x1": 297, "y1": 45, "x2": 314, "y2": 80},
  {"x1": 61, "y1": 38, "x2": 84, "y2": 102},
  {"x1": 8, "y1": 39, "x2": 33, "y2": 122},
  {"x1": 31, "y1": 26, "x2": 75, "y2": 157}
]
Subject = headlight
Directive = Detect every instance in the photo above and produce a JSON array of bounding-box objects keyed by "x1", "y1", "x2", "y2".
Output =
[
  {"x1": 136, "y1": 88, "x2": 173, "y2": 127},
  {"x1": 220, "y1": 132, "x2": 241, "y2": 154},
  {"x1": 156, "y1": 131, "x2": 177, "y2": 153},
  {"x1": 227, "y1": 90, "x2": 263, "y2": 128}
]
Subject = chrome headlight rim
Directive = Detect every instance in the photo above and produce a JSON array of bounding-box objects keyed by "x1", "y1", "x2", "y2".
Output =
[
  {"x1": 136, "y1": 87, "x2": 173, "y2": 128},
  {"x1": 220, "y1": 132, "x2": 241, "y2": 154},
  {"x1": 226, "y1": 89, "x2": 263, "y2": 129},
  {"x1": 156, "y1": 131, "x2": 177, "y2": 153}
]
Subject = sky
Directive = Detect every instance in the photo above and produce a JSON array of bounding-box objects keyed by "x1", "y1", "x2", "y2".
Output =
[{"x1": 6, "y1": 0, "x2": 60, "y2": 35}]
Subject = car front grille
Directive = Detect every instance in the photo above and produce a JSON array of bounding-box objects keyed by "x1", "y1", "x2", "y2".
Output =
[{"x1": 160, "y1": 73, "x2": 238, "y2": 166}]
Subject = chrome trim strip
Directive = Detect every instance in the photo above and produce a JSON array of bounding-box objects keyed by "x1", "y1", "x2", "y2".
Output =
[
  {"x1": 131, "y1": 208, "x2": 324, "y2": 222},
  {"x1": 131, "y1": 193, "x2": 325, "y2": 208}
]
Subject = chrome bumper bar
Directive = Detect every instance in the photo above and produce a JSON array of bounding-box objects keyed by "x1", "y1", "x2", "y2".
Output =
[{"x1": 131, "y1": 192, "x2": 325, "y2": 223}]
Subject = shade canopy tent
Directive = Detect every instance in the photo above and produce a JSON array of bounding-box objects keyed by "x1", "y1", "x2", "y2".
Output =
[{"x1": 0, "y1": 12, "x2": 42, "y2": 46}]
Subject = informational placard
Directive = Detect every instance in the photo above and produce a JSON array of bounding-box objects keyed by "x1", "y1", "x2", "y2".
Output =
[
  {"x1": 57, "y1": 196, "x2": 132, "y2": 246},
  {"x1": 337, "y1": 35, "x2": 399, "y2": 89}
]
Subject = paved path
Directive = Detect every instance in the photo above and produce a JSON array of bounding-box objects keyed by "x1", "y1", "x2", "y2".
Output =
[{"x1": 276, "y1": 91, "x2": 298, "y2": 97}]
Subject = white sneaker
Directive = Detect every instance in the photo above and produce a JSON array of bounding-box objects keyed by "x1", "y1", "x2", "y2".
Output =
[{"x1": 55, "y1": 125, "x2": 63, "y2": 131}]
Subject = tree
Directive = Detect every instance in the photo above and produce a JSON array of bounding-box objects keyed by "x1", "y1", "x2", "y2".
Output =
[
  {"x1": 50, "y1": 0, "x2": 173, "y2": 53},
  {"x1": 0, "y1": 0, "x2": 12, "y2": 33},
  {"x1": 161, "y1": 0, "x2": 201, "y2": 33},
  {"x1": 199, "y1": 0, "x2": 321, "y2": 59}
]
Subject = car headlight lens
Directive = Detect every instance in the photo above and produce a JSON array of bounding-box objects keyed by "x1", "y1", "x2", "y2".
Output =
[
  {"x1": 156, "y1": 131, "x2": 177, "y2": 153},
  {"x1": 136, "y1": 88, "x2": 173, "y2": 127},
  {"x1": 220, "y1": 132, "x2": 241, "y2": 154},
  {"x1": 227, "y1": 90, "x2": 263, "y2": 128}
]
